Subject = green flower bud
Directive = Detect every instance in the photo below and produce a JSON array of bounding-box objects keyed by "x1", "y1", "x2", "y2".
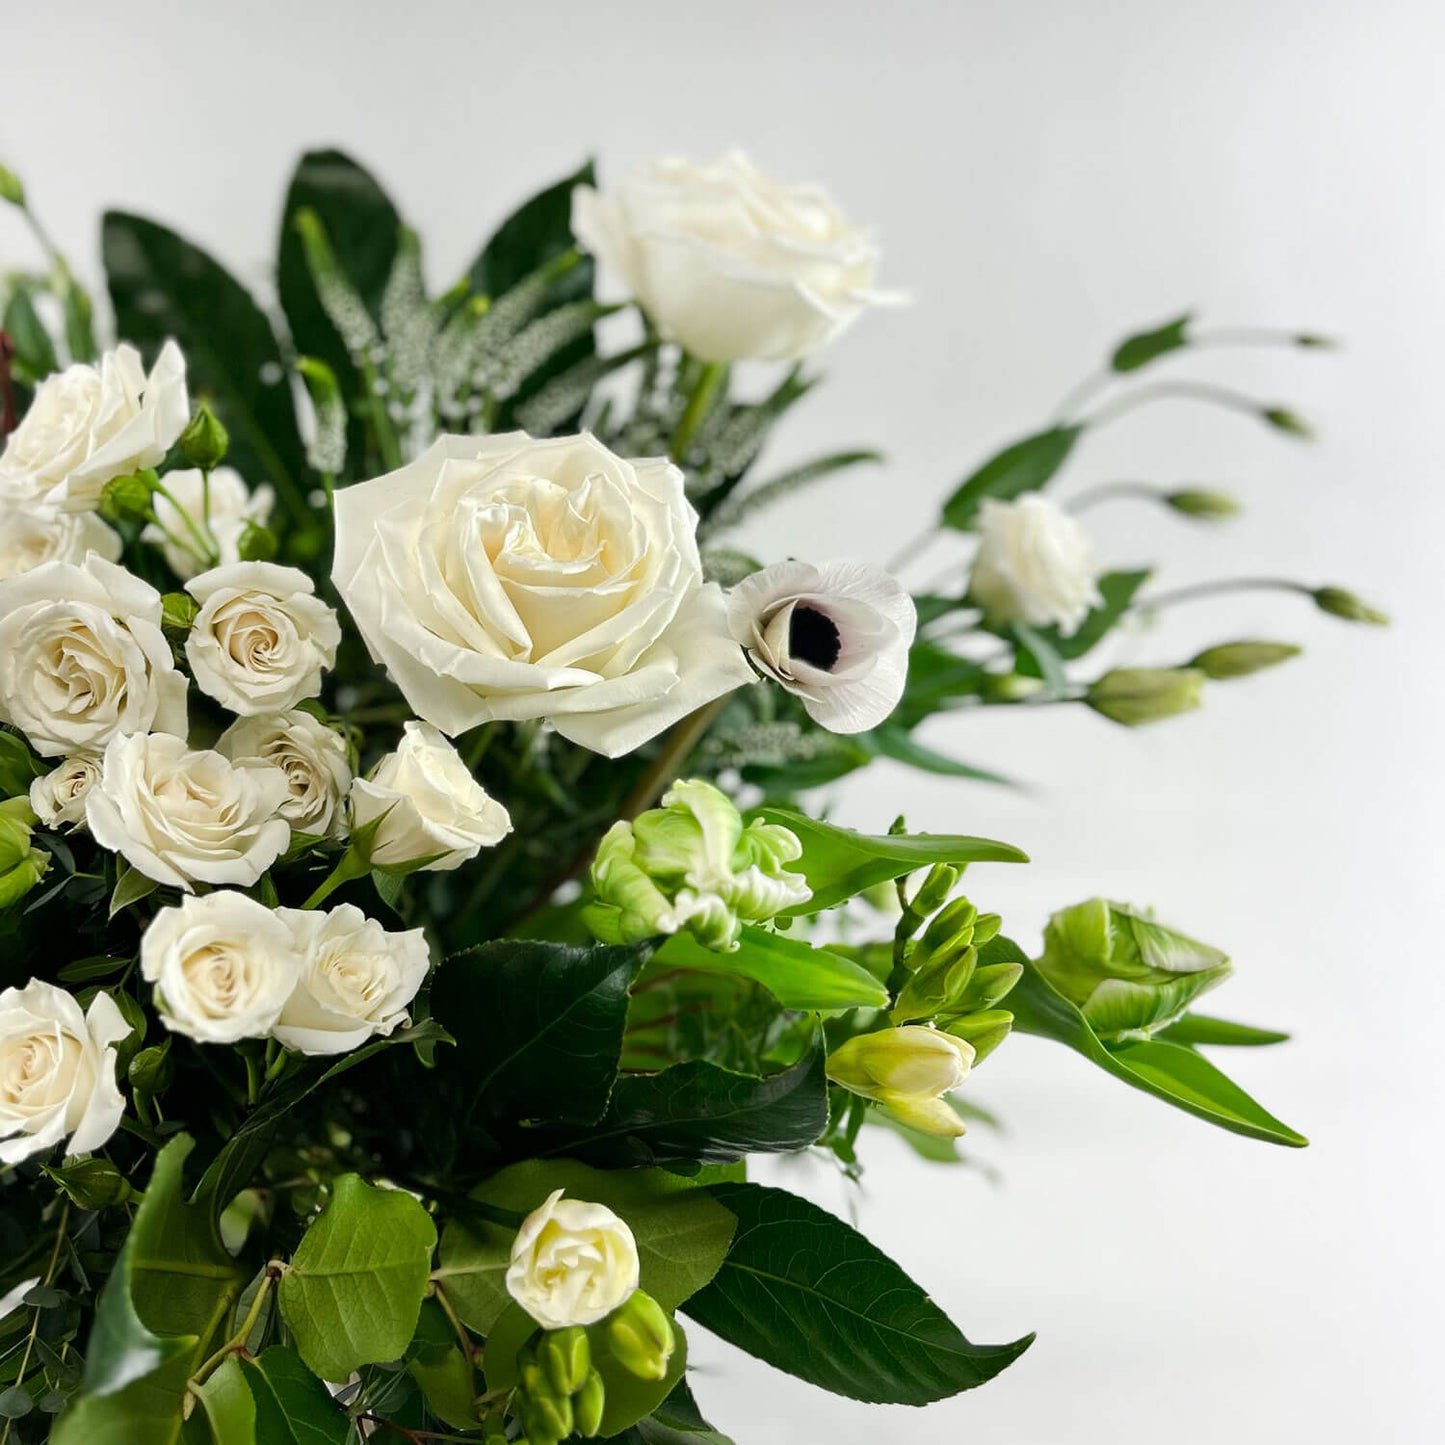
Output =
[
  {"x1": 236, "y1": 521, "x2": 279, "y2": 562},
  {"x1": 160, "y1": 592, "x2": 200, "y2": 638},
  {"x1": 0, "y1": 162, "x2": 23, "y2": 207},
  {"x1": 0, "y1": 798, "x2": 47, "y2": 909},
  {"x1": 179, "y1": 402, "x2": 230, "y2": 471},
  {"x1": 1313, "y1": 587, "x2": 1388, "y2": 625},
  {"x1": 1294, "y1": 333, "x2": 1337, "y2": 349},
  {"x1": 983, "y1": 672, "x2": 1046, "y2": 702},
  {"x1": 604, "y1": 1291, "x2": 676, "y2": 1382},
  {"x1": 948, "y1": 960, "x2": 1023, "y2": 1012},
  {"x1": 942, "y1": 1009, "x2": 1013, "y2": 1064},
  {"x1": 41, "y1": 1157, "x2": 132, "y2": 1210},
  {"x1": 899, "y1": 863, "x2": 959, "y2": 938},
  {"x1": 892, "y1": 944, "x2": 977, "y2": 1024},
  {"x1": 1087, "y1": 667, "x2": 1204, "y2": 727},
  {"x1": 1166, "y1": 489, "x2": 1241, "y2": 519},
  {"x1": 99, "y1": 468, "x2": 158, "y2": 524},
  {"x1": 826, "y1": 1026, "x2": 975, "y2": 1139},
  {"x1": 1190, "y1": 641, "x2": 1301, "y2": 679},
  {"x1": 539, "y1": 1326, "x2": 590, "y2": 1398},
  {"x1": 1261, "y1": 406, "x2": 1314, "y2": 439},
  {"x1": 921, "y1": 896, "x2": 976, "y2": 954},
  {"x1": 572, "y1": 1368, "x2": 606, "y2": 1438},
  {"x1": 583, "y1": 780, "x2": 810, "y2": 952},
  {"x1": 1034, "y1": 897, "x2": 1232, "y2": 1042},
  {"x1": 520, "y1": 1393, "x2": 572, "y2": 1445}
]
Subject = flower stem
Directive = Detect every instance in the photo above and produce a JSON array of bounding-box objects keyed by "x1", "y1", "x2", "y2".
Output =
[
  {"x1": 1131, "y1": 577, "x2": 1314, "y2": 612},
  {"x1": 1065, "y1": 480, "x2": 1164, "y2": 512},
  {"x1": 1085, "y1": 379, "x2": 1270, "y2": 429},
  {"x1": 301, "y1": 847, "x2": 370, "y2": 910},
  {"x1": 669, "y1": 361, "x2": 728, "y2": 461},
  {"x1": 619, "y1": 697, "x2": 729, "y2": 822}
]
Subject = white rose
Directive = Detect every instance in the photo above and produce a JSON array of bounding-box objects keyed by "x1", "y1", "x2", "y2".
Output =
[
  {"x1": 505, "y1": 1188, "x2": 641, "y2": 1330},
  {"x1": 86, "y1": 732, "x2": 291, "y2": 890},
  {"x1": 30, "y1": 756, "x2": 102, "y2": 830},
  {"x1": 0, "y1": 497, "x2": 121, "y2": 580},
  {"x1": 968, "y1": 495, "x2": 1103, "y2": 636},
  {"x1": 332, "y1": 433, "x2": 752, "y2": 758},
  {"x1": 140, "y1": 891, "x2": 298, "y2": 1044},
  {"x1": 271, "y1": 904, "x2": 429, "y2": 1055},
  {"x1": 218, "y1": 711, "x2": 351, "y2": 838},
  {"x1": 728, "y1": 560, "x2": 917, "y2": 733},
  {"x1": 0, "y1": 979, "x2": 128, "y2": 1164},
  {"x1": 185, "y1": 562, "x2": 341, "y2": 716},
  {"x1": 572, "y1": 151, "x2": 891, "y2": 363},
  {"x1": 349, "y1": 721, "x2": 511, "y2": 872},
  {"x1": 0, "y1": 554, "x2": 189, "y2": 757},
  {"x1": 0, "y1": 341, "x2": 189, "y2": 511},
  {"x1": 142, "y1": 467, "x2": 275, "y2": 581}
]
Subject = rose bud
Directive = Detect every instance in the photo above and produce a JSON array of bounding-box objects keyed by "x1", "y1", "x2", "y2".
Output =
[
  {"x1": 968, "y1": 494, "x2": 1103, "y2": 636},
  {"x1": 604, "y1": 1290, "x2": 676, "y2": 1383},
  {"x1": 505, "y1": 1190, "x2": 641, "y2": 1331}
]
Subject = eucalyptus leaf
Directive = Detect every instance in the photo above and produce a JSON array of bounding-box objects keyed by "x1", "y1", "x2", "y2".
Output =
[{"x1": 942, "y1": 425, "x2": 1083, "y2": 530}]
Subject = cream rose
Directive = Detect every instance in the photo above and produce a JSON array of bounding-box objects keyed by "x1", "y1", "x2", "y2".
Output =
[
  {"x1": 30, "y1": 756, "x2": 102, "y2": 830},
  {"x1": 505, "y1": 1189, "x2": 641, "y2": 1330},
  {"x1": 349, "y1": 722, "x2": 511, "y2": 872},
  {"x1": 218, "y1": 711, "x2": 351, "y2": 838},
  {"x1": 0, "y1": 979, "x2": 128, "y2": 1164},
  {"x1": 140, "y1": 892, "x2": 298, "y2": 1044},
  {"x1": 331, "y1": 433, "x2": 752, "y2": 757},
  {"x1": 271, "y1": 904, "x2": 429, "y2": 1055},
  {"x1": 142, "y1": 466, "x2": 275, "y2": 581},
  {"x1": 185, "y1": 562, "x2": 341, "y2": 716},
  {"x1": 0, "y1": 497, "x2": 121, "y2": 580},
  {"x1": 0, "y1": 341, "x2": 188, "y2": 511},
  {"x1": 86, "y1": 732, "x2": 291, "y2": 890},
  {"x1": 0, "y1": 554, "x2": 189, "y2": 757},
  {"x1": 968, "y1": 495, "x2": 1103, "y2": 636},
  {"x1": 572, "y1": 151, "x2": 890, "y2": 363}
]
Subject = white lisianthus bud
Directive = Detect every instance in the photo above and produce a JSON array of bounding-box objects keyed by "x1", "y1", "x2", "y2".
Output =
[
  {"x1": 218, "y1": 711, "x2": 351, "y2": 838},
  {"x1": 29, "y1": 756, "x2": 102, "y2": 831},
  {"x1": 0, "y1": 341, "x2": 189, "y2": 512},
  {"x1": 0, "y1": 979, "x2": 128, "y2": 1164},
  {"x1": 349, "y1": 721, "x2": 512, "y2": 872},
  {"x1": 141, "y1": 467, "x2": 275, "y2": 581},
  {"x1": 185, "y1": 562, "x2": 341, "y2": 716},
  {"x1": 968, "y1": 495, "x2": 1103, "y2": 636},
  {"x1": 506, "y1": 1189, "x2": 642, "y2": 1330},
  {"x1": 573, "y1": 151, "x2": 893, "y2": 363},
  {"x1": 826, "y1": 1025, "x2": 975, "y2": 1138},
  {"x1": 0, "y1": 496, "x2": 121, "y2": 581},
  {"x1": 0, "y1": 554, "x2": 189, "y2": 757},
  {"x1": 727, "y1": 559, "x2": 917, "y2": 733},
  {"x1": 86, "y1": 732, "x2": 291, "y2": 890},
  {"x1": 270, "y1": 904, "x2": 429, "y2": 1055},
  {"x1": 140, "y1": 891, "x2": 299, "y2": 1044}
]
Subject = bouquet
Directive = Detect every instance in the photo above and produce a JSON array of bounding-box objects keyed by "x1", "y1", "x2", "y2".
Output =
[{"x1": 0, "y1": 148, "x2": 1383, "y2": 1443}]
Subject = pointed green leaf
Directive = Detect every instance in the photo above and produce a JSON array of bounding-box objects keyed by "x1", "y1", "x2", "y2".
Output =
[
  {"x1": 608, "y1": 1379, "x2": 734, "y2": 1444},
  {"x1": 1111, "y1": 312, "x2": 1193, "y2": 372},
  {"x1": 942, "y1": 425, "x2": 1083, "y2": 530},
  {"x1": 1155, "y1": 1013, "x2": 1291, "y2": 1047},
  {"x1": 866, "y1": 725, "x2": 1012, "y2": 785},
  {"x1": 190, "y1": 1357, "x2": 255, "y2": 1445}
]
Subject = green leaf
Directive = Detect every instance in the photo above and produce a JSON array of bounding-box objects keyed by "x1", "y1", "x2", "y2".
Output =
[
  {"x1": 1111, "y1": 312, "x2": 1193, "y2": 372},
  {"x1": 654, "y1": 927, "x2": 888, "y2": 1011},
  {"x1": 1011, "y1": 570, "x2": 1152, "y2": 667},
  {"x1": 1155, "y1": 1013, "x2": 1291, "y2": 1047},
  {"x1": 1009, "y1": 623, "x2": 1069, "y2": 698},
  {"x1": 430, "y1": 940, "x2": 648, "y2": 1131},
  {"x1": 607, "y1": 1379, "x2": 734, "y2": 1444},
  {"x1": 109, "y1": 863, "x2": 158, "y2": 919},
  {"x1": 405, "y1": 1299, "x2": 480, "y2": 1432},
  {"x1": 1002, "y1": 940, "x2": 1307, "y2": 1146},
  {"x1": 436, "y1": 1158, "x2": 736, "y2": 1335},
  {"x1": 241, "y1": 1348, "x2": 352, "y2": 1444},
  {"x1": 683, "y1": 1183, "x2": 1032, "y2": 1403},
  {"x1": 103, "y1": 212, "x2": 310, "y2": 521},
  {"x1": 892, "y1": 642, "x2": 989, "y2": 728},
  {"x1": 0, "y1": 729, "x2": 46, "y2": 796},
  {"x1": 751, "y1": 809, "x2": 1027, "y2": 915},
  {"x1": 866, "y1": 725, "x2": 1012, "y2": 785},
  {"x1": 942, "y1": 425, "x2": 1083, "y2": 530},
  {"x1": 3, "y1": 285, "x2": 58, "y2": 380},
  {"x1": 277, "y1": 1175, "x2": 437, "y2": 1383},
  {"x1": 189, "y1": 1357, "x2": 255, "y2": 1445},
  {"x1": 709, "y1": 449, "x2": 883, "y2": 531}
]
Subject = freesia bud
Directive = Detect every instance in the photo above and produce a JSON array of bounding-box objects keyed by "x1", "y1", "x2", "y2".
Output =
[
  {"x1": 1166, "y1": 489, "x2": 1240, "y2": 519},
  {"x1": 949, "y1": 960, "x2": 1023, "y2": 1013},
  {"x1": 892, "y1": 945, "x2": 977, "y2": 1024},
  {"x1": 1313, "y1": 587, "x2": 1388, "y2": 625},
  {"x1": 604, "y1": 1290, "x2": 676, "y2": 1382},
  {"x1": 942, "y1": 1009, "x2": 1013, "y2": 1064},
  {"x1": 1087, "y1": 667, "x2": 1204, "y2": 727},
  {"x1": 179, "y1": 402, "x2": 229, "y2": 471},
  {"x1": 1033, "y1": 897, "x2": 1232, "y2": 1042},
  {"x1": 1190, "y1": 641, "x2": 1301, "y2": 679},
  {"x1": 827, "y1": 1025, "x2": 975, "y2": 1138}
]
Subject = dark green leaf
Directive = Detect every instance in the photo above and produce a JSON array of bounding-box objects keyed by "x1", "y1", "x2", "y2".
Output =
[
  {"x1": 1010, "y1": 623, "x2": 1069, "y2": 698},
  {"x1": 242, "y1": 1349, "x2": 352, "y2": 1444},
  {"x1": 1155, "y1": 1013, "x2": 1291, "y2": 1047},
  {"x1": 1011, "y1": 570, "x2": 1152, "y2": 667},
  {"x1": 606, "y1": 1379, "x2": 734, "y2": 1444},
  {"x1": 189, "y1": 1357, "x2": 254, "y2": 1445},
  {"x1": 0, "y1": 729, "x2": 46, "y2": 796},
  {"x1": 684, "y1": 1183, "x2": 1032, "y2": 1403},
  {"x1": 942, "y1": 426, "x2": 1083, "y2": 530},
  {"x1": 3, "y1": 286, "x2": 57, "y2": 380},
  {"x1": 467, "y1": 162, "x2": 595, "y2": 299},
  {"x1": 866, "y1": 725, "x2": 1012, "y2": 785},
  {"x1": 405, "y1": 1299, "x2": 481, "y2": 1431},
  {"x1": 1111, "y1": 312, "x2": 1193, "y2": 372}
]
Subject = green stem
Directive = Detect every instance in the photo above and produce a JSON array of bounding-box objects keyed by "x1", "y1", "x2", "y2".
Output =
[
  {"x1": 619, "y1": 697, "x2": 728, "y2": 822},
  {"x1": 1066, "y1": 481, "x2": 1164, "y2": 512},
  {"x1": 151, "y1": 480, "x2": 220, "y2": 565},
  {"x1": 301, "y1": 847, "x2": 370, "y2": 909},
  {"x1": 669, "y1": 360, "x2": 728, "y2": 461},
  {"x1": 188, "y1": 1268, "x2": 278, "y2": 1393},
  {"x1": 1, "y1": 1203, "x2": 70, "y2": 1445},
  {"x1": 1131, "y1": 577, "x2": 1313, "y2": 612},
  {"x1": 362, "y1": 359, "x2": 403, "y2": 473},
  {"x1": 1086, "y1": 379, "x2": 1271, "y2": 429}
]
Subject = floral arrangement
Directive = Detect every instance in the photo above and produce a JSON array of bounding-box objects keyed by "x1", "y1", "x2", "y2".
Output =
[{"x1": 0, "y1": 147, "x2": 1383, "y2": 1443}]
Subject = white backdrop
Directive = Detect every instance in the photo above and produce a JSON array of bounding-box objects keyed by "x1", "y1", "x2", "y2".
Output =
[{"x1": 4, "y1": 2, "x2": 1442, "y2": 1440}]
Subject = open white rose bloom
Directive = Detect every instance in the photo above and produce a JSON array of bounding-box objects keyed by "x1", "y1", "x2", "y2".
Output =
[{"x1": 0, "y1": 145, "x2": 1381, "y2": 1443}]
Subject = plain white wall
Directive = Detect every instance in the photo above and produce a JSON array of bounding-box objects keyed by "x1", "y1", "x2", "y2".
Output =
[{"x1": 4, "y1": 2, "x2": 1441, "y2": 1440}]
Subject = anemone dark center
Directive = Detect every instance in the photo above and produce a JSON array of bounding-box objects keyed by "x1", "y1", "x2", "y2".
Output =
[{"x1": 788, "y1": 604, "x2": 842, "y2": 671}]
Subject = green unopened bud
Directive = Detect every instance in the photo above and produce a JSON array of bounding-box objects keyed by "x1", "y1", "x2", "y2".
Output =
[
  {"x1": 539, "y1": 1327, "x2": 590, "y2": 1398},
  {"x1": 827, "y1": 1025, "x2": 974, "y2": 1138},
  {"x1": 99, "y1": 468, "x2": 158, "y2": 524},
  {"x1": 1313, "y1": 587, "x2": 1388, "y2": 625},
  {"x1": 1034, "y1": 897, "x2": 1232, "y2": 1042},
  {"x1": 1294, "y1": 333, "x2": 1337, "y2": 349},
  {"x1": 160, "y1": 592, "x2": 199, "y2": 639},
  {"x1": 899, "y1": 864, "x2": 959, "y2": 937},
  {"x1": 1262, "y1": 406, "x2": 1313, "y2": 438},
  {"x1": 1087, "y1": 667, "x2": 1204, "y2": 727},
  {"x1": 983, "y1": 672, "x2": 1046, "y2": 702},
  {"x1": 922, "y1": 896, "x2": 977, "y2": 954},
  {"x1": 892, "y1": 944, "x2": 977, "y2": 1023},
  {"x1": 572, "y1": 1368, "x2": 606, "y2": 1438},
  {"x1": 236, "y1": 521, "x2": 278, "y2": 562},
  {"x1": 179, "y1": 402, "x2": 229, "y2": 470},
  {"x1": 942, "y1": 1009, "x2": 1014, "y2": 1064},
  {"x1": 1190, "y1": 641, "x2": 1301, "y2": 679},
  {"x1": 949, "y1": 960, "x2": 1023, "y2": 1012},
  {"x1": 0, "y1": 162, "x2": 23, "y2": 207},
  {"x1": 1166, "y1": 489, "x2": 1240, "y2": 519},
  {"x1": 0, "y1": 798, "x2": 47, "y2": 909},
  {"x1": 41, "y1": 1157, "x2": 132, "y2": 1210},
  {"x1": 520, "y1": 1393, "x2": 573, "y2": 1445},
  {"x1": 604, "y1": 1291, "x2": 675, "y2": 1382}
]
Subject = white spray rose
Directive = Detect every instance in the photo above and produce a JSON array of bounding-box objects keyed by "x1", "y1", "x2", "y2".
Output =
[
  {"x1": 142, "y1": 467, "x2": 274, "y2": 580},
  {"x1": 30, "y1": 756, "x2": 102, "y2": 830},
  {"x1": 271, "y1": 904, "x2": 429, "y2": 1055},
  {"x1": 505, "y1": 1188, "x2": 642, "y2": 1330},
  {"x1": 140, "y1": 891, "x2": 299, "y2": 1044},
  {"x1": 349, "y1": 722, "x2": 511, "y2": 872},
  {"x1": 332, "y1": 433, "x2": 751, "y2": 757},
  {"x1": 218, "y1": 711, "x2": 351, "y2": 838},
  {"x1": 86, "y1": 732, "x2": 291, "y2": 890},
  {"x1": 0, "y1": 341, "x2": 188, "y2": 511},
  {"x1": 728, "y1": 559, "x2": 917, "y2": 733},
  {"x1": 0, "y1": 497, "x2": 120, "y2": 580},
  {"x1": 0, "y1": 979, "x2": 128, "y2": 1164},
  {"x1": 185, "y1": 562, "x2": 341, "y2": 716},
  {"x1": 0, "y1": 554, "x2": 189, "y2": 757},
  {"x1": 968, "y1": 495, "x2": 1103, "y2": 636},
  {"x1": 572, "y1": 151, "x2": 891, "y2": 364}
]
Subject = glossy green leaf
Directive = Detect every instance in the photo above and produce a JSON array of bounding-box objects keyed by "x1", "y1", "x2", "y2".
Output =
[
  {"x1": 684, "y1": 1183, "x2": 1032, "y2": 1403},
  {"x1": 241, "y1": 1349, "x2": 352, "y2": 1443},
  {"x1": 866, "y1": 725, "x2": 1012, "y2": 785},
  {"x1": 1111, "y1": 312, "x2": 1193, "y2": 372},
  {"x1": 1156, "y1": 1013, "x2": 1291, "y2": 1047},
  {"x1": 405, "y1": 1299, "x2": 480, "y2": 1432},
  {"x1": 0, "y1": 729, "x2": 45, "y2": 797},
  {"x1": 1011, "y1": 570, "x2": 1152, "y2": 667},
  {"x1": 189, "y1": 1357, "x2": 254, "y2": 1445},
  {"x1": 277, "y1": 1174, "x2": 437, "y2": 1382},
  {"x1": 942, "y1": 425, "x2": 1083, "y2": 529},
  {"x1": 3, "y1": 285, "x2": 58, "y2": 380},
  {"x1": 607, "y1": 1378, "x2": 734, "y2": 1444}
]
